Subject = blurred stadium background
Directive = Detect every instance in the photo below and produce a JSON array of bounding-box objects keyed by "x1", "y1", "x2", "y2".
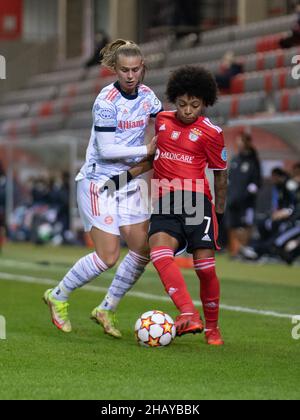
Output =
[
  {"x1": 0, "y1": 0, "x2": 300, "y2": 256},
  {"x1": 1, "y1": 0, "x2": 300, "y2": 401}
]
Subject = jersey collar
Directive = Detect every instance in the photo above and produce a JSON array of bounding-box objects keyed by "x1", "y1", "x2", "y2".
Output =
[
  {"x1": 173, "y1": 113, "x2": 205, "y2": 127},
  {"x1": 114, "y1": 81, "x2": 139, "y2": 100}
]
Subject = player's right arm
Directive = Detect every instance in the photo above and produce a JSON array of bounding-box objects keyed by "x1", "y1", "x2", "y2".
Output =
[
  {"x1": 128, "y1": 154, "x2": 155, "y2": 178},
  {"x1": 100, "y1": 137, "x2": 156, "y2": 194},
  {"x1": 204, "y1": 126, "x2": 228, "y2": 222},
  {"x1": 214, "y1": 170, "x2": 228, "y2": 215},
  {"x1": 94, "y1": 99, "x2": 153, "y2": 160},
  {"x1": 126, "y1": 111, "x2": 162, "y2": 178}
]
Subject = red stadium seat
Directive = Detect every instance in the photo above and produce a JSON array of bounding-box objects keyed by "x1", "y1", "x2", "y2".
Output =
[{"x1": 256, "y1": 33, "x2": 283, "y2": 53}]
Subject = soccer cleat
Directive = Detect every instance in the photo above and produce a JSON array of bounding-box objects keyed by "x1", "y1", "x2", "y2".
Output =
[
  {"x1": 175, "y1": 312, "x2": 204, "y2": 337},
  {"x1": 43, "y1": 289, "x2": 72, "y2": 333},
  {"x1": 205, "y1": 327, "x2": 224, "y2": 346},
  {"x1": 90, "y1": 308, "x2": 122, "y2": 338}
]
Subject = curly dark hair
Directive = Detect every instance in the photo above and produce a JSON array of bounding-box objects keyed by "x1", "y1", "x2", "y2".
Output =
[{"x1": 166, "y1": 65, "x2": 218, "y2": 107}]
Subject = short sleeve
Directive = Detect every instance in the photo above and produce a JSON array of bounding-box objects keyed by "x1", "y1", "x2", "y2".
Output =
[
  {"x1": 206, "y1": 131, "x2": 228, "y2": 170},
  {"x1": 150, "y1": 92, "x2": 163, "y2": 118},
  {"x1": 154, "y1": 114, "x2": 163, "y2": 135},
  {"x1": 93, "y1": 99, "x2": 117, "y2": 132}
]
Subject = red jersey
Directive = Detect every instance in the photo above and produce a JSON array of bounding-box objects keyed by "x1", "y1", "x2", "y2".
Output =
[{"x1": 153, "y1": 111, "x2": 227, "y2": 201}]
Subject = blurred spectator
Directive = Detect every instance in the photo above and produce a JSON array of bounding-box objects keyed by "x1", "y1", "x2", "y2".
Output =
[
  {"x1": 31, "y1": 177, "x2": 50, "y2": 205},
  {"x1": 241, "y1": 167, "x2": 296, "y2": 261},
  {"x1": 151, "y1": 0, "x2": 175, "y2": 27},
  {"x1": 48, "y1": 172, "x2": 70, "y2": 233},
  {"x1": 273, "y1": 162, "x2": 300, "y2": 264},
  {"x1": 226, "y1": 133, "x2": 262, "y2": 257},
  {"x1": 173, "y1": 0, "x2": 201, "y2": 42},
  {"x1": 150, "y1": 0, "x2": 201, "y2": 44},
  {"x1": 85, "y1": 30, "x2": 110, "y2": 68},
  {"x1": 215, "y1": 51, "x2": 243, "y2": 93},
  {"x1": 0, "y1": 162, "x2": 6, "y2": 253},
  {"x1": 279, "y1": 3, "x2": 300, "y2": 48},
  {"x1": 10, "y1": 173, "x2": 75, "y2": 246}
]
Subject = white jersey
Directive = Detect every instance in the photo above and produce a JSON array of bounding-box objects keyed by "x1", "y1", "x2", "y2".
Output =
[{"x1": 76, "y1": 81, "x2": 162, "y2": 183}]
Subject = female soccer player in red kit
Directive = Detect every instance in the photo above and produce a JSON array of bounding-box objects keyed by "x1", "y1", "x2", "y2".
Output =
[{"x1": 105, "y1": 66, "x2": 227, "y2": 345}]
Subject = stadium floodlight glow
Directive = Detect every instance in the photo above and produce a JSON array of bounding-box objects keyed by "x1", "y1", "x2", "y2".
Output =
[
  {"x1": 291, "y1": 315, "x2": 300, "y2": 340},
  {"x1": 291, "y1": 55, "x2": 300, "y2": 80},
  {"x1": 0, "y1": 55, "x2": 6, "y2": 79},
  {"x1": 0, "y1": 315, "x2": 6, "y2": 340}
]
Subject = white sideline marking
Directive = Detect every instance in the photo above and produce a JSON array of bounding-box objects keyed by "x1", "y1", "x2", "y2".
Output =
[
  {"x1": 0, "y1": 259, "x2": 70, "y2": 272},
  {"x1": 0, "y1": 271, "x2": 295, "y2": 320}
]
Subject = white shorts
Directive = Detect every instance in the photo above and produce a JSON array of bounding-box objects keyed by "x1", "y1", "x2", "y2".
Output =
[{"x1": 77, "y1": 178, "x2": 150, "y2": 235}]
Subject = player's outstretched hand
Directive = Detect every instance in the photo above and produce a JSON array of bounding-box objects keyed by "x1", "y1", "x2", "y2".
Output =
[{"x1": 146, "y1": 136, "x2": 157, "y2": 156}]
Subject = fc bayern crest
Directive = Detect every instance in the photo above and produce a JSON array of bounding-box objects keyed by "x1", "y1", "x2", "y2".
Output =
[
  {"x1": 189, "y1": 128, "x2": 202, "y2": 142},
  {"x1": 143, "y1": 101, "x2": 151, "y2": 112}
]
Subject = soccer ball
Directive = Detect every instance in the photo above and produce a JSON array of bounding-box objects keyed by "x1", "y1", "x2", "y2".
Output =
[{"x1": 135, "y1": 310, "x2": 176, "y2": 348}]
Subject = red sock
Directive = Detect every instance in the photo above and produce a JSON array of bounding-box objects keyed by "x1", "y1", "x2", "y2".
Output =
[
  {"x1": 194, "y1": 258, "x2": 220, "y2": 330},
  {"x1": 151, "y1": 247, "x2": 196, "y2": 314}
]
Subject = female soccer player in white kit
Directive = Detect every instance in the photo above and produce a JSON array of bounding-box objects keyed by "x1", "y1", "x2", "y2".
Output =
[{"x1": 43, "y1": 39, "x2": 162, "y2": 337}]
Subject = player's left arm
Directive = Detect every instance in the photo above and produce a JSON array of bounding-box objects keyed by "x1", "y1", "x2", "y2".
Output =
[
  {"x1": 205, "y1": 129, "x2": 228, "y2": 223},
  {"x1": 214, "y1": 169, "x2": 228, "y2": 216}
]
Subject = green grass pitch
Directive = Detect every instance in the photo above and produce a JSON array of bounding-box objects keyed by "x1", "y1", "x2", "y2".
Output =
[{"x1": 0, "y1": 243, "x2": 300, "y2": 400}]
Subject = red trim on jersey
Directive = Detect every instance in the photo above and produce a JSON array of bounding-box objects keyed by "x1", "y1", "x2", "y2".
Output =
[
  {"x1": 110, "y1": 90, "x2": 119, "y2": 102},
  {"x1": 95, "y1": 183, "x2": 100, "y2": 216},
  {"x1": 106, "y1": 88, "x2": 119, "y2": 102},
  {"x1": 90, "y1": 183, "x2": 100, "y2": 216},
  {"x1": 90, "y1": 183, "x2": 95, "y2": 216},
  {"x1": 139, "y1": 85, "x2": 151, "y2": 93}
]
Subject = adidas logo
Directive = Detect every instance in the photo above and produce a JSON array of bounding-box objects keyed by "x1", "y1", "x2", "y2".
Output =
[
  {"x1": 159, "y1": 124, "x2": 166, "y2": 131},
  {"x1": 205, "y1": 302, "x2": 218, "y2": 308},
  {"x1": 168, "y1": 287, "x2": 178, "y2": 296},
  {"x1": 202, "y1": 234, "x2": 212, "y2": 242}
]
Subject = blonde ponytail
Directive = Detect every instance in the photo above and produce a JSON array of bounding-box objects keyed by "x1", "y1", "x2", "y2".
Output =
[{"x1": 101, "y1": 38, "x2": 144, "y2": 71}]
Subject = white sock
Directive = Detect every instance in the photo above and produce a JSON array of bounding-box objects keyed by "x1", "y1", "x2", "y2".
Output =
[
  {"x1": 51, "y1": 252, "x2": 108, "y2": 301},
  {"x1": 99, "y1": 251, "x2": 149, "y2": 311}
]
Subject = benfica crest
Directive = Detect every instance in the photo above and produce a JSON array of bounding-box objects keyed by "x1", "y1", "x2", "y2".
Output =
[{"x1": 189, "y1": 128, "x2": 202, "y2": 142}]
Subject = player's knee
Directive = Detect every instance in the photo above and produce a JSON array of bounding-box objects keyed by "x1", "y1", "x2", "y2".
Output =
[
  {"x1": 150, "y1": 248, "x2": 174, "y2": 271},
  {"x1": 95, "y1": 251, "x2": 119, "y2": 268},
  {"x1": 131, "y1": 246, "x2": 150, "y2": 260}
]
